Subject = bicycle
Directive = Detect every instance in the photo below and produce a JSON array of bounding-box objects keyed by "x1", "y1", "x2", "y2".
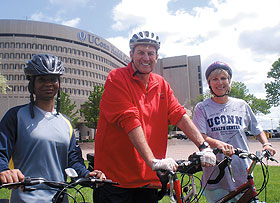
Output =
[
  {"x1": 203, "y1": 148, "x2": 278, "y2": 203},
  {"x1": 147, "y1": 148, "x2": 278, "y2": 203},
  {"x1": 86, "y1": 133, "x2": 203, "y2": 203},
  {"x1": 0, "y1": 168, "x2": 119, "y2": 203},
  {"x1": 137, "y1": 150, "x2": 204, "y2": 203}
]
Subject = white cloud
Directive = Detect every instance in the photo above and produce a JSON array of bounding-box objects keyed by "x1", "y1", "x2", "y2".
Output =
[
  {"x1": 110, "y1": 0, "x2": 280, "y2": 127},
  {"x1": 30, "y1": 12, "x2": 49, "y2": 21},
  {"x1": 48, "y1": 0, "x2": 89, "y2": 8},
  {"x1": 61, "y1": 18, "x2": 80, "y2": 27},
  {"x1": 111, "y1": 0, "x2": 280, "y2": 96},
  {"x1": 30, "y1": 11, "x2": 80, "y2": 28},
  {"x1": 107, "y1": 36, "x2": 131, "y2": 56}
]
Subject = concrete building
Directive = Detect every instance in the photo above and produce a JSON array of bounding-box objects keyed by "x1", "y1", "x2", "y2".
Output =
[
  {"x1": 0, "y1": 19, "x2": 202, "y2": 139},
  {"x1": 154, "y1": 55, "x2": 203, "y2": 112},
  {"x1": 0, "y1": 19, "x2": 130, "y2": 139}
]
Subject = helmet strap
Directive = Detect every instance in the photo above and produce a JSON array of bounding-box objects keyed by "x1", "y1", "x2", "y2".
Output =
[
  {"x1": 28, "y1": 77, "x2": 36, "y2": 118},
  {"x1": 56, "y1": 78, "x2": 61, "y2": 115},
  {"x1": 131, "y1": 60, "x2": 152, "y2": 77},
  {"x1": 209, "y1": 85, "x2": 230, "y2": 97}
]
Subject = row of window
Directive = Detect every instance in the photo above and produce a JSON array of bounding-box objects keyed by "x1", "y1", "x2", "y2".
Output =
[
  {"x1": 0, "y1": 42, "x2": 120, "y2": 68},
  {"x1": 0, "y1": 52, "x2": 117, "y2": 72},
  {"x1": 0, "y1": 63, "x2": 25, "y2": 70},
  {"x1": 61, "y1": 76, "x2": 106, "y2": 85},
  {"x1": 2, "y1": 73, "x2": 107, "y2": 85},
  {"x1": 1, "y1": 63, "x2": 109, "y2": 80},
  {"x1": 6, "y1": 85, "x2": 104, "y2": 96}
]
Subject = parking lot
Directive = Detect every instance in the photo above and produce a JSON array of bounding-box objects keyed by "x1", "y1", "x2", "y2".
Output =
[{"x1": 79, "y1": 136, "x2": 280, "y2": 166}]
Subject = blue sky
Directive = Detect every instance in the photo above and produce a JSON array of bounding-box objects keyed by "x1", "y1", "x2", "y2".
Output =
[{"x1": 1, "y1": 0, "x2": 280, "y2": 129}]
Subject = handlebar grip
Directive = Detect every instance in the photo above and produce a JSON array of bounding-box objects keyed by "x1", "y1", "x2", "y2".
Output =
[
  {"x1": 207, "y1": 157, "x2": 230, "y2": 184},
  {"x1": 0, "y1": 177, "x2": 43, "y2": 188},
  {"x1": 88, "y1": 177, "x2": 120, "y2": 185},
  {"x1": 207, "y1": 148, "x2": 248, "y2": 185},
  {"x1": 212, "y1": 148, "x2": 247, "y2": 155},
  {"x1": 263, "y1": 150, "x2": 278, "y2": 163},
  {"x1": 212, "y1": 148, "x2": 222, "y2": 155}
]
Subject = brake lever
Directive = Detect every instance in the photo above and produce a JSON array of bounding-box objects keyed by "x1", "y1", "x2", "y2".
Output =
[
  {"x1": 168, "y1": 173, "x2": 174, "y2": 197},
  {"x1": 263, "y1": 150, "x2": 278, "y2": 163},
  {"x1": 226, "y1": 157, "x2": 235, "y2": 183}
]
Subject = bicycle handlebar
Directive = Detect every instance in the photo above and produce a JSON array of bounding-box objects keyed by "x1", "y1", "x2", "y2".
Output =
[
  {"x1": 75, "y1": 176, "x2": 119, "y2": 188},
  {"x1": 207, "y1": 148, "x2": 277, "y2": 184},
  {"x1": 0, "y1": 177, "x2": 46, "y2": 189},
  {"x1": 177, "y1": 152, "x2": 203, "y2": 174},
  {"x1": 0, "y1": 176, "x2": 119, "y2": 189}
]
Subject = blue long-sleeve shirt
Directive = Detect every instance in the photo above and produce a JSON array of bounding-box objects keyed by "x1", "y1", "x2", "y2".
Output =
[{"x1": 0, "y1": 104, "x2": 89, "y2": 202}]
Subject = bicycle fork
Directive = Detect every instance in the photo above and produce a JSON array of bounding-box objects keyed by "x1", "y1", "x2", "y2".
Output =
[
  {"x1": 183, "y1": 174, "x2": 198, "y2": 203},
  {"x1": 168, "y1": 173, "x2": 183, "y2": 203}
]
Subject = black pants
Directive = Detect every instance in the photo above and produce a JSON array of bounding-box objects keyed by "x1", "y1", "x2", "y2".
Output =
[{"x1": 93, "y1": 184, "x2": 158, "y2": 203}]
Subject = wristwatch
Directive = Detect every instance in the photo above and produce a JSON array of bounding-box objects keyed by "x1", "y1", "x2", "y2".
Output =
[{"x1": 199, "y1": 141, "x2": 210, "y2": 151}]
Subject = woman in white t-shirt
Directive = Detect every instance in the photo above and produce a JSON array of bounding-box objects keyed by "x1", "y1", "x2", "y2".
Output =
[{"x1": 192, "y1": 61, "x2": 276, "y2": 203}]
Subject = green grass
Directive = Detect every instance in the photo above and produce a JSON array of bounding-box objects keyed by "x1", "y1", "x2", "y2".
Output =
[{"x1": 1, "y1": 166, "x2": 280, "y2": 202}]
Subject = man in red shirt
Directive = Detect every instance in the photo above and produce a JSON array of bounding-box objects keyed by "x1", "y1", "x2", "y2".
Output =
[{"x1": 94, "y1": 31, "x2": 216, "y2": 203}]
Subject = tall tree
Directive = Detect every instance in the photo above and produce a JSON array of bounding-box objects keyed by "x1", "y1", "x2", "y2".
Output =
[
  {"x1": 229, "y1": 81, "x2": 270, "y2": 115},
  {"x1": 0, "y1": 56, "x2": 9, "y2": 94},
  {"x1": 0, "y1": 73, "x2": 10, "y2": 94},
  {"x1": 265, "y1": 58, "x2": 280, "y2": 107},
  {"x1": 80, "y1": 86, "x2": 104, "y2": 136},
  {"x1": 59, "y1": 91, "x2": 79, "y2": 128}
]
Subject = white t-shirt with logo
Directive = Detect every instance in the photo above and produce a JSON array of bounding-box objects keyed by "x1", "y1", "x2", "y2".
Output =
[{"x1": 193, "y1": 97, "x2": 262, "y2": 191}]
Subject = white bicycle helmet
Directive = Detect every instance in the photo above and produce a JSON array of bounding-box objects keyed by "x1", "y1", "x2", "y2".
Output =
[{"x1": 129, "y1": 31, "x2": 160, "y2": 50}]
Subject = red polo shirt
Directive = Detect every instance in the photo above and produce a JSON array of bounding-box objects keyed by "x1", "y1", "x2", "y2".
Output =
[{"x1": 94, "y1": 62, "x2": 186, "y2": 188}]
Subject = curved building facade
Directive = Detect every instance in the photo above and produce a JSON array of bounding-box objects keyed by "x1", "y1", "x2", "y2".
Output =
[{"x1": 0, "y1": 19, "x2": 130, "y2": 123}]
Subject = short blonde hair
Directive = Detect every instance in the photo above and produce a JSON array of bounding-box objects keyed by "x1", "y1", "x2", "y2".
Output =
[{"x1": 207, "y1": 69, "x2": 231, "y2": 92}]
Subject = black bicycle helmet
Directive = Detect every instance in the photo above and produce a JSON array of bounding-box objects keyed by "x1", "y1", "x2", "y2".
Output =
[
  {"x1": 205, "y1": 61, "x2": 232, "y2": 81},
  {"x1": 129, "y1": 31, "x2": 160, "y2": 50},
  {"x1": 25, "y1": 54, "x2": 64, "y2": 79},
  {"x1": 24, "y1": 54, "x2": 64, "y2": 118}
]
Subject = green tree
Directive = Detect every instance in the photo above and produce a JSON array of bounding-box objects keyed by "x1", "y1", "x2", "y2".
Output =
[
  {"x1": 80, "y1": 86, "x2": 104, "y2": 136},
  {"x1": 229, "y1": 81, "x2": 248, "y2": 99},
  {"x1": 59, "y1": 91, "x2": 79, "y2": 128},
  {"x1": 190, "y1": 90, "x2": 212, "y2": 117},
  {"x1": 0, "y1": 56, "x2": 10, "y2": 94},
  {"x1": 265, "y1": 58, "x2": 280, "y2": 107},
  {"x1": 229, "y1": 81, "x2": 270, "y2": 115},
  {"x1": 0, "y1": 73, "x2": 10, "y2": 94}
]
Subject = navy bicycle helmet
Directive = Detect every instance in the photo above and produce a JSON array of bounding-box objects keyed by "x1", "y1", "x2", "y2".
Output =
[
  {"x1": 129, "y1": 31, "x2": 160, "y2": 50},
  {"x1": 24, "y1": 54, "x2": 64, "y2": 118},
  {"x1": 25, "y1": 54, "x2": 64, "y2": 80}
]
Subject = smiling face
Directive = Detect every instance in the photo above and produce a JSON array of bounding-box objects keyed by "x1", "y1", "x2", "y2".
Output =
[
  {"x1": 130, "y1": 44, "x2": 158, "y2": 74},
  {"x1": 208, "y1": 69, "x2": 231, "y2": 97},
  {"x1": 33, "y1": 75, "x2": 59, "y2": 102}
]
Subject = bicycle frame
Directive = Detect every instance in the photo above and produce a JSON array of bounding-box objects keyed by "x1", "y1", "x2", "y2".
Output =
[
  {"x1": 215, "y1": 151, "x2": 264, "y2": 203},
  {"x1": 144, "y1": 171, "x2": 199, "y2": 203},
  {"x1": 142, "y1": 177, "x2": 182, "y2": 203},
  {"x1": 181, "y1": 174, "x2": 198, "y2": 203},
  {"x1": 216, "y1": 175, "x2": 258, "y2": 203}
]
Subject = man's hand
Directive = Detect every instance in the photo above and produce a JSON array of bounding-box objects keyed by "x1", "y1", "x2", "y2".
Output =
[
  {"x1": 200, "y1": 148, "x2": 216, "y2": 167},
  {"x1": 86, "y1": 170, "x2": 106, "y2": 180},
  {"x1": 152, "y1": 158, "x2": 178, "y2": 172}
]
